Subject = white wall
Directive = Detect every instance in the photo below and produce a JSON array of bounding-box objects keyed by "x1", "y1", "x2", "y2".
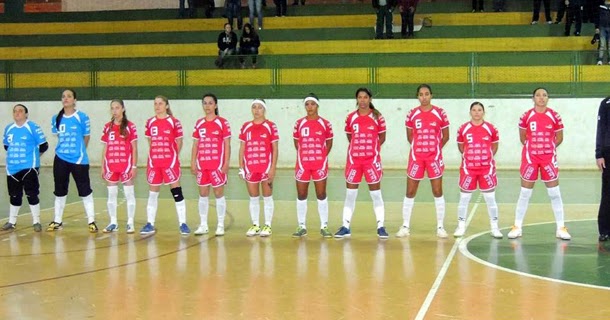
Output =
[{"x1": 0, "y1": 98, "x2": 600, "y2": 170}]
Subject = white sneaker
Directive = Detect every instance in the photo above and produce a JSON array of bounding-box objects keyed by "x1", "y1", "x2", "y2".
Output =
[
  {"x1": 215, "y1": 225, "x2": 225, "y2": 236},
  {"x1": 490, "y1": 228, "x2": 503, "y2": 239},
  {"x1": 126, "y1": 224, "x2": 135, "y2": 234},
  {"x1": 260, "y1": 225, "x2": 272, "y2": 237},
  {"x1": 194, "y1": 225, "x2": 209, "y2": 236},
  {"x1": 246, "y1": 225, "x2": 261, "y2": 237},
  {"x1": 437, "y1": 227, "x2": 448, "y2": 239},
  {"x1": 396, "y1": 226, "x2": 410, "y2": 237},
  {"x1": 556, "y1": 227, "x2": 571, "y2": 240},
  {"x1": 507, "y1": 226, "x2": 522, "y2": 239},
  {"x1": 597, "y1": 61, "x2": 603, "y2": 65},
  {"x1": 453, "y1": 225, "x2": 466, "y2": 237}
]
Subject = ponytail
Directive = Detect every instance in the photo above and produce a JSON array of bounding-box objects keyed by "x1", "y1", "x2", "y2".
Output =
[
  {"x1": 354, "y1": 87, "x2": 380, "y2": 120},
  {"x1": 203, "y1": 93, "x2": 219, "y2": 116}
]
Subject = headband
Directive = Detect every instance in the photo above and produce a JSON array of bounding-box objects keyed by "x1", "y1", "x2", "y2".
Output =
[
  {"x1": 303, "y1": 96, "x2": 320, "y2": 105},
  {"x1": 251, "y1": 99, "x2": 267, "y2": 109}
]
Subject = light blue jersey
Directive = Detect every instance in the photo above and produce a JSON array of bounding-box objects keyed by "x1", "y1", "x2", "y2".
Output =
[
  {"x1": 3, "y1": 120, "x2": 47, "y2": 175},
  {"x1": 51, "y1": 109, "x2": 91, "y2": 165}
]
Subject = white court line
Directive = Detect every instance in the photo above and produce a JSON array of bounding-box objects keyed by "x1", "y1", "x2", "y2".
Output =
[
  {"x1": 414, "y1": 193, "x2": 482, "y2": 320},
  {"x1": 459, "y1": 219, "x2": 610, "y2": 292}
]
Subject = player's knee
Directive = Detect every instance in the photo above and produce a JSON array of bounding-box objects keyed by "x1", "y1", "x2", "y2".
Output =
[
  {"x1": 315, "y1": 192, "x2": 326, "y2": 200},
  {"x1": 171, "y1": 187, "x2": 184, "y2": 202},
  {"x1": 10, "y1": 196, "x2": 22, "y2": 207},
  {"x1": 26, "y1": 195, "x2": 39, "y2": 205}
]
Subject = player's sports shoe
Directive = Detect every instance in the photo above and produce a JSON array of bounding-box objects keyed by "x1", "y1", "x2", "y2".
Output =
[
  {"x1": 103, "y1": 223, "x2": 118, "y2": 233},
  {"x1": 46, "y1": 221, "x2": 63, "y2": 232},
  {"x1": 88, "y1": 222, "x2": 99, "y2": 233},
  {"x1": 215, "y1": 225, "x2": 225, "y2": 236},
  {"x1": 396, "y1": 226, "x2": 410, "y2": 238},
  {"x1": 246, "y1": 225, "x2": 261, "y2": 237},
  {"x1": 1, "y1": 222, "x2": 16, "y2": 231},
  {"x1": 556, "y1": 227, "x2": 571, "y2": 240},
  {"x1": 453, "y1": 225, "x2": 466, "y2": 238},
  {"x1": 320, "y1": 227, "x2": 332, "y2": 238},
  {"x1": 292, "y1": 226, "x2": 307, "y2": 238},
  {"x1": 334, "y1": 226, "x2": 351, "y2": 238},
  {"x1": 32, "y1": 223, "x2": 42, "y2": 232},
  {"x1": 437, "y1": 227, "x2": 448, "y2": 239},
  {"x1": 260, "y1": 225, "x2": 272, "y2": 237},
  {"x1": 140, "y1": 222, "x2": 156, "y2": 235},
  {"x1": 179, "y1": 223, "x2": 191, "y2": 235},
  {"x1": 490, "y1": 228, "x2": 503, "y2": 239},
  {"x1": 194, "y1": 225, "x2": 209, "y2": 236},
  {"x1": 507, "y1": 226, "x2": 522, "y2": 239},
  {"x1": 377, "y1": 227, "x2": 389, "y2": 239},
  {"x1": 126, "y1": 224, "x2": 135, "y2": 234}
]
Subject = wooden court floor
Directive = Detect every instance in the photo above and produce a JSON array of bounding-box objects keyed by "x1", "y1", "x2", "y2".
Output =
[{"x1": 0, "y1": 169, "x2": 609, "y2": 320}]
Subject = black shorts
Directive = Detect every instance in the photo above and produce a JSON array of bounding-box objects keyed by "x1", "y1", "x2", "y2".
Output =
[
  {"x1": 7, "y1": 168, "x2": 40, "y2": 199},
  {"x1": 53, "y1": 155, "x2": 92, "y2": 197}
]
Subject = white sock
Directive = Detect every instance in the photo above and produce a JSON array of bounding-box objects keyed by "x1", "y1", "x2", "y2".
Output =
[
  {"x1": 263, "y1": 196, "x2": 274, "y2": 226},
  {"x1": 107, "y1": 186, "x2": 118, "y2": 225},
  {"x1": 123, "y1": 185, "x2": 136, "y2": 225},
  {"x1": 342, "y1": 189, "x2": 358, "y2": 228},
  {"x1": 198, "y1": 196, "x2": 209, "y2": 227},
  {"x1": 296, "y1": 199, "x2": 307, "y2": 227},
  {"x1": 216, "y1": 196, "x2": 226, "y2": 227},
  {"x1": 547, "y1": 186, "x2": 565, "y2": 228},
  {"x1": 147, "y1": 191, "x2": 159, "y2": 225},
  {"x1": 457, "y1": 192, "x2": 472, "y2": 228},
  {"x1": 370, "y1": 190, "x2": 385, "y2": 228},
  {"x1": 483, "y1": 191, "x2": 499, "y2": 229},
  {"x1": 9, "y1": 205, "x2": 19, "y2": 224},
  {"x1": 434, "y1": 196, "x2": 446, "y2": 229},
  {"x1": 30, "y1": 204, "x2": 40, "y2": 224},
  {"x1": 514, "y1": 187, "x2": 533, "y2": 228},
  {"x1": 318, "y1": 198, "x2": 329, "y2": 229},
  {"x1": 249, "y1": 196, "x2": 260, "y2": 226},
  {"x1": 402, "y1": 197, "x2": 415, "y2": 228},
  {"x1": 175, "y1": 200, "x2": 187, "y2": 225},
  {"x1": 82, "y1": 194, "x2": 95, "y2": 224},
  {"x1": 54, "y1": 196, "x2": 66, "y2": 223}
]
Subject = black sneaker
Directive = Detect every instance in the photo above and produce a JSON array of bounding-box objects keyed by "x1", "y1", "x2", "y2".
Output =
[{"x1": 1, "y1": 222, "x2": 16, "y2": 231}]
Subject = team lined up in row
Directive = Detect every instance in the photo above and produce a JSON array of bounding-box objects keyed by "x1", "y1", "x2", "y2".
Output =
[{"x1": 1, "y1": 85, "x2": 571, "y2": 240}]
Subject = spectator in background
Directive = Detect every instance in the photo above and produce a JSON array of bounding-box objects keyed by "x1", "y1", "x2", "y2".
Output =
[
  {"x1": 472, "y1": 0, "x2": 484, "y2": 12},
  {"x1": 493, "y1": 0, "x2": 506, "y2": 12},
  {"x1": 249, "y1": 0, "x2": 264, "y2": 30},
  {"x1": 531, "y1": 0, "x2": 553, "y2": 24},
  {"x1": 274, "y1": 0, "x2": 287, "y2": 16},
  {"x1": 203, "y1": 0, "x2": 215, "y2": 18},
  {"x1": 595, "y1": 96, "x2": 610, "y2": 242},
  {"x1": 373, "y1": 0, "x2": 396, "y2": 39},
  {"x1": 564, "y1": 0, "x2": 584, "y2": 36},
  {"x1": 398, "y1": 0, "x2": 418, "y2": 38},
  {"x1": 594, "y1": 0, "x2": 610, "y2": 65},
  {"x1": 292, "y1": 0, "x2": 305, "y2": 5},
  {"x1": 179, "y1": 0, "x2": 195, "y2": 18},
  {"x1": 239, "y1": 23, "x2": 261, "y2": 68},
  {"x1": 227, "y1": 0, "x2": 243, "y2": 30},
  {"x1": 555, "y1": 0, "x2": 567, "y2": 23},
  {"x1": 216, "y1": 23, "x2": 238, "y2": 68}
]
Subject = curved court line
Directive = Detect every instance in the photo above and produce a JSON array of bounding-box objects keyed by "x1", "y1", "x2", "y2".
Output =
[
  {"x1": 459, "y1": 219, "x2": 610, "y2": 291},
  {"x1": 0, "y1": 208, "x2": 235, "y2": 289}
]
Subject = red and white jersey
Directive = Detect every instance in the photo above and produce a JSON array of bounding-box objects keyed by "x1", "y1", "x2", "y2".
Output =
[
  {"x1": 100, "y1": 121, "x2": 138, "y2": 173},
  {"x1": 192, "y1": 116, "x2": 231, "y2": 171},
  {"x1": 456, "y1": 121, "x2": 499, "y2": 170},
  {"x1": 144, "y1": 115, "x2": 183, "y2": 168},
  {"x1": 405, "y1": 105, "x2": 450, "y2": 160},
  {"x1": 344, "y1": 109, "x2": 386, "y2": 164},
  {"x1": 293, "y1": 116, "x2": 334, "y2": 170},
  {"x1": 239, "y1": 120, "x2": 279, "y2": 173},
  {"x1": 518, "y1": 107, "x2": 563, "y2": 161}
]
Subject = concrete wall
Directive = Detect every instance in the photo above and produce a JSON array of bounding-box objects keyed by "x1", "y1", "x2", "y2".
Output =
[{"x1": 0, "y1": 98, "x2": 600, "y2": 170}]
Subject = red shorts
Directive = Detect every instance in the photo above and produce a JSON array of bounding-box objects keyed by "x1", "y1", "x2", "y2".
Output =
[
  {"x1": 196, "y1": 169, "x2": 227, "y2": 187},
  {"x1": 345, "y1": 161, "x2": 382, "y2": 184},
  {"x1": 102, "y1": 168, "x2": 133, "y2": 184},
  {"x1": 407, "y1": 157, "x2": 444, "y2": 180},
  {"x1": 459, "y1": 167, "x2": 497, "y2": 192},
  {"x1": 244, "y1": 172, "x2": 269, "y2": 184},
  {"x1": 295, "y1": 167, "x2": 328, "y2": 182},
  {"x1": 520, "y1": 159, "x2": 559, "y2": 182},
  {"x1": 147, "y1": 163, "x2": 181, "y2": 186}
]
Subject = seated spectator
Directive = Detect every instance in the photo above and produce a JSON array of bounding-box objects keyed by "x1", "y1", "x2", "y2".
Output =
[
  {"x1": 216, "y1": 23, "x2": 238, "y2": 68},
  {"x1": 239, "y1": 23, "x2": 261, "y2": 68},
  {"x1": 227, "y1": 0, "x2": 243, "y2": 29}
]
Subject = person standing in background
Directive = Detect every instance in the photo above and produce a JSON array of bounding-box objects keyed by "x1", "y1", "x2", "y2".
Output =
[
  {"x1": 373, "y1": 0, "x2": 396, "y2": 39},
  {"x1": 398, "y1": 0, "x2": 419, "y2": 38},
  {"x1": 531, "y1": 0, "x2": 553, "y2": 24},
  {"x1": 595, "y1": 97, "x2": 610, "y2": 242}
]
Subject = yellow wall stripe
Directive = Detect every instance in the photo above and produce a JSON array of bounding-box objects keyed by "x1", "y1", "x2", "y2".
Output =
[
  {"x1": 280, "y1": 68, "x2": 369, "y2": 85},
  {"x1": 378, "y1": 67, "x2": 469, "y2": 83},
  {"x1": 580, "y1": 66, "x2": 610, "y2": 82},
  {"x1": 478, "y1": 66, "x2": 573, "y2": 83},
  {"x1": 188, "y1": 69, "x2": 271, "y2": 86},
  {"x1": 98, "y1": 71, "x2": 179, "y2": 87},
  {"x1": 13, "y1": 72, "x2": 89, "y2": 88}
]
